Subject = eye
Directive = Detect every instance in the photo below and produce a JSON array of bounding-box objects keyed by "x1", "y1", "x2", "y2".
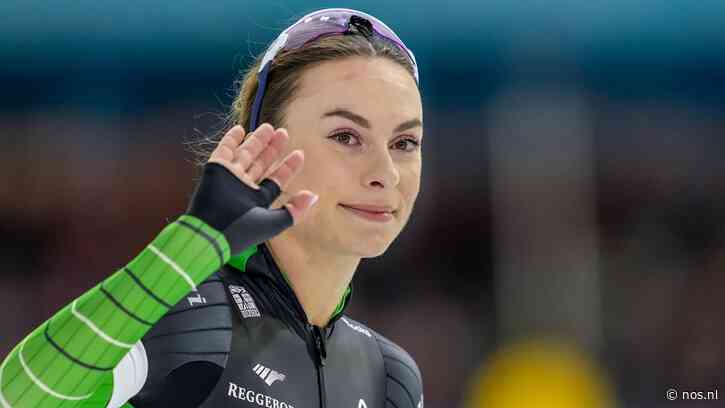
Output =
[
  {"x1": 329, "y1": 131, "x2": 361, "y2": 146},
  {"x1": 392, "y1": 137, "x2": 420, "y2": 152}
]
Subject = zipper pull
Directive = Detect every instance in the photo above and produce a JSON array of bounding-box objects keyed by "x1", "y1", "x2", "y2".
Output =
[{"x1": 311, "y1": 324, "x2": 327, "y2": 366}]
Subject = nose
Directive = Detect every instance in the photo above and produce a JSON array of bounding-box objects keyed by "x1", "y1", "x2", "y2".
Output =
[{"x1": 362, "y1": 147, "x2": 400, "y2": 189}]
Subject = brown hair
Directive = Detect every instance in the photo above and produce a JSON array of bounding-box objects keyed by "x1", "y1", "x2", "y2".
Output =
[{"x1": 189, "y1": 32, "x2": 417, "y2": 165}]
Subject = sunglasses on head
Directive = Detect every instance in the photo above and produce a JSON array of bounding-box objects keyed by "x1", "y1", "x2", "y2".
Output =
[{"x1": 248, "y1": 8, "x2": 419, "y2": 130}]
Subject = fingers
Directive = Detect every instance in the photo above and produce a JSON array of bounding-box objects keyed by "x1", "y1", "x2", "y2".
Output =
[
  {"x1": 267, "y1": 150, "x2": 304, "y2": 191},
  {"x1": 245, "y1": 128, "x2": 289, "y2": 182},
  {"x1": 205, "y1": 124, "x2": 318, "y2": 227},
  {"x1": 235, "y1": 123, "x2": 275, "y2": 173},
  {"x1": 209, "y1": 126, "x2": 261, "y2": 188},
  {"x1": 209, "y1": 125, "x2": 245, "y2": 163},
  {"x1": 208, "y1": 123, "x2": 291, "y2": 190},
  {"x1": 284, "y1": 190, "x2": 319, "y2": 225}
]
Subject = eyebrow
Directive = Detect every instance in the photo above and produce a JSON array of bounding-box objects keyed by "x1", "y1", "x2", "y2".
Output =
[{"x1": 322, "y1": 108, "x2": 422, "y2": 133}]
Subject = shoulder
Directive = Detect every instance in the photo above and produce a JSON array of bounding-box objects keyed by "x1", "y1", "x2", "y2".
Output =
[
  {"x1": 130, "y1": 273, "x2": 232, "y2": 407},
  {"x1": 340, "y1": 317, "x2": 424, "y2": 408}
]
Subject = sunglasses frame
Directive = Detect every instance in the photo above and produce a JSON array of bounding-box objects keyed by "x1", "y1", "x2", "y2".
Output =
[{"x1": 248, "y1": 8, "x2": 418, "y2": 130}]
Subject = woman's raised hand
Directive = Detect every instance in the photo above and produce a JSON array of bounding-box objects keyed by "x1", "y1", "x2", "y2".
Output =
[
  {"x1": 187, "y1": 123, "x2": 318, "y2": 255},
  {"x1": 208, "y1": 124, "x2": 318, "y2": 225}
]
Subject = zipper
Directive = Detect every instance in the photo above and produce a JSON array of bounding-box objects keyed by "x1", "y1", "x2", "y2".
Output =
[
  {"x1": 310, "y1": 324, "x2": 327, "y2": 408},
  {"x1": 240, "y1": 268, "x2": 329, "y2": 408},
  {"x1": 266, "y1": 268, "x2": 328, "y2": 408},
  {"x1": 258, "y1": 244, "x2": 330, "y2": 408}
]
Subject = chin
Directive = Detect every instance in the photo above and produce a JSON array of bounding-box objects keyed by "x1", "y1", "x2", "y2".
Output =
[
  {"x1": 359, "y1": 246, "x2": 390, "y2": 259},
  {"x1": 333, "y1": 206, "x2": 403, "y2": 257},
  {"x1": 345, "y1": 236, "x2": 395, "y2": 258}
]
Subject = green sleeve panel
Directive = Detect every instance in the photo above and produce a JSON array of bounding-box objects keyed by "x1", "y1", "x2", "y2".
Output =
[
  {"x1": 76, "y1": 373, "x2": 112, "y2": 407},
  {"x1": 73, "y1": 370, "x2": 133, "y2": 408},
  {"x1": 0, "y1": 215, "x2": 230, "y2": 408}
]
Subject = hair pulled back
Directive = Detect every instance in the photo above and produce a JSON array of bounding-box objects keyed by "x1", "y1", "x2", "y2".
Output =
[{"x1": 190, "y1": 31, "x2": 417, "y2": 165}]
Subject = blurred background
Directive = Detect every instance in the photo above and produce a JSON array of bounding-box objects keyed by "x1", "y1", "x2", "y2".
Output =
[{"x1": 1, "y1": 1, "x2": 724, "y2": 406}]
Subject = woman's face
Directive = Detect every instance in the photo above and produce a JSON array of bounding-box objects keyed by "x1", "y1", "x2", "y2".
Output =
[{"x1": 273, "y1": 56, "x2": 423, "y2": 258}]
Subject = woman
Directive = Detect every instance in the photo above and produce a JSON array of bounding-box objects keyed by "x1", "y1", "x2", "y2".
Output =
[{"x1": 0, "y1": 8, "x2": 424, "y2": 408}]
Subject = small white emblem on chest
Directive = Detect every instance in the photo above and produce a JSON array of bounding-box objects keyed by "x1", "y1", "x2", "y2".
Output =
[
  {"x1": 253, "y1": 363, "x2": 286, "y2": 386},
  {"x1": 228, "y1": 284, "x2": 261, "y2": 318},
  {"x1": 187, "y1": 293, "x2": 207, "y2": 306}
]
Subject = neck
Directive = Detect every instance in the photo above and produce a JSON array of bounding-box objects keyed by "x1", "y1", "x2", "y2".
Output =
[{"x1": 267, "y1": 232, "x2": 359, "y2": 327}]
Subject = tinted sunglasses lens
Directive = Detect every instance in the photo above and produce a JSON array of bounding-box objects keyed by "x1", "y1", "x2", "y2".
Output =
[
  {"x1": 280, "y1": 11, "x2": 417, "y2": 81},
  {"x1": 284, "y1": 18, "x2": 347, "y2": 49}
]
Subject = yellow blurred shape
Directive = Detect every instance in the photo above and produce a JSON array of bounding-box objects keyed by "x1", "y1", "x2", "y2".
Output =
[{"x1": 464, "y1": 339, "x2": 616, "y2": 408}]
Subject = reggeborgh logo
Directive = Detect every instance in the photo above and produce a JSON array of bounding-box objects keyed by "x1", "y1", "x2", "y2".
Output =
[{"x1": 253, "y1": 363, "x2": 286, "y2": 386}]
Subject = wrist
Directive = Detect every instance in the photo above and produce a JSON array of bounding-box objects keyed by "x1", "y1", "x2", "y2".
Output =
[
  {"x1": 174, "y1": 214, "x2": 231, "y2": 267},
  {"x1": 186, "y1": 162, "x2": 245, "y2": 232}
]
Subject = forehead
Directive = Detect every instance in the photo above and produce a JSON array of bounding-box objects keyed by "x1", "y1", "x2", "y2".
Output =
[{"x1": 291, "y1": 56, "x2": 422, "y2": 122}]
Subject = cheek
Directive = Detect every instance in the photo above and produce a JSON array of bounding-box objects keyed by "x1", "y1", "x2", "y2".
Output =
[
  {"x1": 289, "y1": 148, "x2": 353, "y2": 204},
  {"x1": 400, "y1": 163, "x2": 422, "y2": 206},
  {"x1": 280, "y1": 137, "x2": 326, "y2": 191}
]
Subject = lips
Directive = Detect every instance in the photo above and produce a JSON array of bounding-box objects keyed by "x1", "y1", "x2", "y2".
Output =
[
  {"x1": 339, "y1": 203, "x2": 396, "y2": 222},
  {"x1": 340, "y1": 204, "x2": 395, "y2": 213}
]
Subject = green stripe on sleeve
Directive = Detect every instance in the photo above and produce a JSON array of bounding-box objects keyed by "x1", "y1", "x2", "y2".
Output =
[{"x1": 0, "y1": 215, "x2": 230, "y2": 407}]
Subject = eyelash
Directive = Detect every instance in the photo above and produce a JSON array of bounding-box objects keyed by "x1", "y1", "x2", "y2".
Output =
[
  {"x1": 329, "y1": 131, "x2": 420, "y2": 152},
  {"x1": 329, "y1": 131, "x2": 360, "y2": 146}
]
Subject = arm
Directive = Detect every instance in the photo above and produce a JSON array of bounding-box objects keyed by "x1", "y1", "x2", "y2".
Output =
[
  {"x1": 0, "y1": 124, "x2": 317, "y2": 408},
  {"x1": 373, "y1": 331, "x2": 424, "y2": 408},
  {"x1": 0, "y1": 215, "x2": 229, "y2": 407},
  {"x1": 76, "y1": 342, "x2": 147, "y2": 408},
  {"x1": 107, "y1": 342, "x2": 147, "y2": 408}
]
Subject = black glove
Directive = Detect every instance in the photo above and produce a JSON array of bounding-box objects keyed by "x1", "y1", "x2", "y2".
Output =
[{"x1": 187, "y1": 162, "x2": 293, "y2": 255}]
